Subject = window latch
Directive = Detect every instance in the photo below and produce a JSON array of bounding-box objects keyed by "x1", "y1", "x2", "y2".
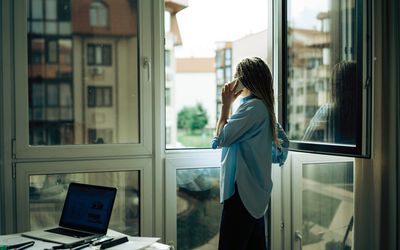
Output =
[{"x1": 143, "y1": 57, "x2": 151, "y2": 83}]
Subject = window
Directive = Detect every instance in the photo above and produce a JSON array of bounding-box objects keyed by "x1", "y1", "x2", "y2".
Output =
[
  {"x1": 176, "y1": 168, "x2": 221, "y2": 249},
  {"x1": 45, "y1": 0, "x2": 57, "y2": 20},
  {"x1": 58, "y1": 0, "x2": 71, "y2": 21},
  {"x1": 225, "y1": 48, "x2": 232, "y2": 66},
  {"x1": 46, "y1": 40, "x2": 58, "y2": 63},
  {"x1": 87, "y1": 44, "x2": 112, "y2": 66},
  {"x1": 32, "y1": 0, "x2": 43, "y2": 19},
  {"x1": 11, "y1": 0, "x2": 151, "y2": 239},
  {"x1": 29, "y1": 81, "x2": 73, "y2": 124},
  {"x1": 88, "y1": 128, "x2": 113, "y2": 144},
  {"x1": 288, "y1": 153, "x2": 355, "y2": 250},
  {"x1": 164, "y1": 0, "x2": 272, "y2": 248},
  {"x1": 165, "y1": 87, "x2": 171, "y2": 106},
  {"x1": 283, "y1": 0, "x2": 371, "y2": 156},
  {"x1": 165, "y1": 50, "x2": 171, "y2": 67},
  {"x1": 90, "y1": 1, "x2": 108, "y2": 27},
  {"x1": 29, "y1": 0, "x2": 72, "y2": 35},
  {"x1": 28, "y1": 170, "x2": 140, "y2": 235},
  {"x1": 24, "y1": 0, "x2": 140, "y2": 148},
  {"x1": 87, "y1": 86, "x2": 112, "y2": 107}
]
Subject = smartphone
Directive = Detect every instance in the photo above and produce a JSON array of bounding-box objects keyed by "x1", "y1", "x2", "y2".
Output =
[{"x1": 234, "y1": 80, "x2": 245, "y2": 94}]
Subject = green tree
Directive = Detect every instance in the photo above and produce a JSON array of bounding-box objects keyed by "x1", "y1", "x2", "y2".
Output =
[{"x1": 177, "y1": 103, "x2": 208, "y2": 133}]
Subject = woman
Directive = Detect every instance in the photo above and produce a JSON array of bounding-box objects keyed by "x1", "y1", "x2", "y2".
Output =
[{"x1": 212, "y1": 57, "x2": 288, "y2": 249}]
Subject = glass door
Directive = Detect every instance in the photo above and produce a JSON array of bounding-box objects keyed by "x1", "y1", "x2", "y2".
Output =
[
  {"x1": 291, "y1": 152, "x2": 354, "y2": 250},
  {"x1": 164, "y1": 0, "x2": 274, "y2": 248}
]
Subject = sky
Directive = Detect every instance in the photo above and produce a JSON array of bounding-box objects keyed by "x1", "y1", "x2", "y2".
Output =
[
  {"x1": 173, "y1": 0, "x2": 328, "y2": 58},
  {"x1": 174, "y1": 0, "x2": 269, "y2": 57}
]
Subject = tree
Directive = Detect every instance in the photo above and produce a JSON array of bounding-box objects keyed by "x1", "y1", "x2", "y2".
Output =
[{"x1": 177, "y1": 103, "x2": 208, "y2": 133}]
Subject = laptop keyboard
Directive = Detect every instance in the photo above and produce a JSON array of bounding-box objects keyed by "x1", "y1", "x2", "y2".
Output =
[{"x1": 45, "y1": 227, "x2": 93, "y2": 238}]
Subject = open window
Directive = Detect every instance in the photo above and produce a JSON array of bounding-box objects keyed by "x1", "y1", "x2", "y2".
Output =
[{"x1": 281, "y1": 0, "x2": 372, "y2": 157}]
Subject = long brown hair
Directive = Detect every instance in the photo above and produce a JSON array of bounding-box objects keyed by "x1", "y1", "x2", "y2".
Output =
[
  {"x1": 331, "y1": 61, "x2": 358, "y2": 144},
  {"x1": 235, "y1": 57, "x2": 279, "y2": 145}
]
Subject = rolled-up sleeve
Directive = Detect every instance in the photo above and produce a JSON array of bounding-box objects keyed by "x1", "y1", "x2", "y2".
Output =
[{"x1": 272, "y1": 123, "x2": 289, "y2": 166}]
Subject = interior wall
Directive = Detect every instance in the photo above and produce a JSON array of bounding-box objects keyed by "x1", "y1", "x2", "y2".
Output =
[
  {"x1": 354, "y1": 0, "x2": 399, "y2": 249},
  {"x1": 0, "y1": 0, "x2": 4, "y2": 235},
  {"x1": 0, "y1": 0, "x2": 15, "y2": 234}
]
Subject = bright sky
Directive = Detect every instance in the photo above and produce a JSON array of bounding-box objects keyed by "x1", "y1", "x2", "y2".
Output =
[
  {"x1": 174, "y1": 0, "x2": 328, "y2": 58},
  {"x1": 175, "y1": 0, "x2": 269, "y2": 57}
]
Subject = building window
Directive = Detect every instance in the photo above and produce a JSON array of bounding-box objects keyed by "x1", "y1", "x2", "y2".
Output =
[
  {"x1": 87, "y1": 44, "x2": 112, "y2": 66},
  {"x1": 225, "y1": 48, "x2": 232, "y2": 66},
  {"x1": 58, "y1": 0, "x2": 71, "y2": 21},
  {"x1": 88, "y1": 86, "x2": 113, "y2": 107},
  {"x1": 89, "y1": 1, "x2": 108, "y2": 27},
  {"x1": 46, "y1": 40, "x2": 59, "y2": 63},
  {"x1": 165, "y1": 50, "x2": 171, "y2": 67},
  {"x1": 165, "y1": 87, "x2": 171, "y2": 106},
  {"x1": 88, "y1": 128, "x2": 113, "y2": 144}
]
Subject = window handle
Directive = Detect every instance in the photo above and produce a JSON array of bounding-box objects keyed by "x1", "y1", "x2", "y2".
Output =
[
  {"x1": 143, "y1": 57, "x2": 151, "y2": 83},
  {"x1": 295, "y1": 231, "x2": 303, "y2": 250}
]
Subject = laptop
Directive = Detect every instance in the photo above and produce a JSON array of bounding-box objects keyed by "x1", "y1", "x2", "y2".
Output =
[{"x1": 22, "y1": 182, "x2": 117, "y2": 244}]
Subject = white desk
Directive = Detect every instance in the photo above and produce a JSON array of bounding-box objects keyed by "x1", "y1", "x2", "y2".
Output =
[{"x1": 0, "y1": 229, "x2": 170, "y2": 250}]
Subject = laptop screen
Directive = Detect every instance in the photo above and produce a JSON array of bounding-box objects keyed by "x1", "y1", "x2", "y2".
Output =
[{"x1": 59, "y1": 183, "x2": 117, "y2": 234}]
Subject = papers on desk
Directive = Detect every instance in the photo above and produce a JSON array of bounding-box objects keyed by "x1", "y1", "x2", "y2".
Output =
[
  {"x1": 0, "y1": 234, "x2": 58, "y2": 249},
  {"x1": 102, "y1": 240, "x2": 155, "y2": 250},
  {"x1": 1, "y1": 230, "x2": 166, "y2": 250}
]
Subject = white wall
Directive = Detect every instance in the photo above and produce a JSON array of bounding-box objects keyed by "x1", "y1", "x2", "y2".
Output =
[{"x1": 232, "y1": 30, "x2": 269, "y2": 67}]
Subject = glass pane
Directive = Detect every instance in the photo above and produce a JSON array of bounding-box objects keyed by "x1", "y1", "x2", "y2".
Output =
[
  {"x1": 287, "y1": 0, "x2": 360, "y2": 145},
  {"x1": 32, "y1": 21, "x2": 44, "y2": 34},
  {"x1": 59, "y1": 22, "x2": 71, "y2": 35},
  {"x1": 59, "y1": 83, "x2": 72, "y2": 106},
  {"x1": 28, "y1": 0, "x2": 140, "y2": 145},
  {"x1": 45, "y1": 0, "x2": 57, "y2": 20},
  {"x1": 302, "y1": 162, "x2": 353, "y2": 249},
  {"x1": 46, "y1": 84, "x2": 58, "y2": 106},
  {"x1": 29, "y1": 171, "x2": 140, "y2": 236},
  {"x1": 32, "y1": 0, "x2": 43, "y2": 19},
  {"x1": 47, "y1": 40, "x2": 58, "y2": 63},
  {"x1": 176, "y1": 168, "x2": 221, "y2": 250},
  {"x1": 45, "y1": 21, "x2": 57, "y2": 34},
  {"x1": 165, "y1": 0, "x2": 271, "y2": 149}
]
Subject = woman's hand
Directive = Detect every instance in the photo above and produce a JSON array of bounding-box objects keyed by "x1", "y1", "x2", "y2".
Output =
[
  {"x1": 215, "y1": 80, "x2": 242, "y2": 137},
  {"x1": 221, "y1": 80, "x2": 243, "y2": 107}
]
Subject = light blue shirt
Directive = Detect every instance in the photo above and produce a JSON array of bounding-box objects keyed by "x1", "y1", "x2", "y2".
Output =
[{"x1": 212, "y1": 95, "x2": 288, "y2": 219}]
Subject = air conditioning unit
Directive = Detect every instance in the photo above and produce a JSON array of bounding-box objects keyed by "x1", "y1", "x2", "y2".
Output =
[{"x1": 90, "y1": 67, "x2": 104, "y2": 77}]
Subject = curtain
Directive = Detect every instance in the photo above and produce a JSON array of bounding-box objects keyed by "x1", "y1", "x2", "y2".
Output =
[{"x1": 354, "y1": 0, "x2": 399, "y2": 249}]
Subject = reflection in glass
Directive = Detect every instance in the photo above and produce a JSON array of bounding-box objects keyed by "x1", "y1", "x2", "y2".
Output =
[
  {"x1": 89, "y1": 1, "x2": 108, "y2": 27},
  {"x1": 29, "y1": 171, "x2": 140, "y2": 236},
  {"x1": 302, "y1": 162, "x2": 353, "y2": 249},
  {"x1": 176, "y1": 168, "x2": 221, "y2": 250},
  {"x1": 28, "y1": 0, "x2": 139, "y2": 145},
  {"x1": 287, "y1": 0, "x2": 360, "y2": 145}
]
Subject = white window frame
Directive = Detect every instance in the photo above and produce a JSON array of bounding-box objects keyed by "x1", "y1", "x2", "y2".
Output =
[
  {"x1": 15, "y1": 158, "x2": 153, "y2": 235},
  {"x1": 279, "y1": 152, "x2": 355, "y2": 250},
  {"x1": 165, "y1": 150, "x2": 221, "y2": 248},
  {"x1": 14, "y1": 0, "x2": 153, "y2": 159}
]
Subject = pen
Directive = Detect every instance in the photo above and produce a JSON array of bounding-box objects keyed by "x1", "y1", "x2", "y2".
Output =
[
  {"x1": 92, "y1": 237, "x2": 113, "y2": 246},
  {"x1": 71, "y1": 242, "x2": 90, "y2": 250},
  {"x1": 6, "y1": 241, "x2": 35, "y2": 250},
  {"x1": 16, "y1": 241, "x2": 35, "y2": 250},
  {"x1": 100, "y1": 236, "x2": 128, "y2": 249}
]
